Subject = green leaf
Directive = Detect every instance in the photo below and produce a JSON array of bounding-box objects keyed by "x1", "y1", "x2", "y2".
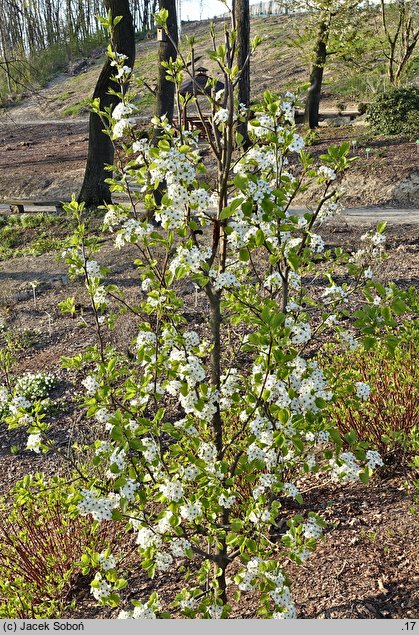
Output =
[
  {"x1": 234, "y1": 174, "x2": 248, "y2": 192},
  {"x1": 359, "y1": 470, "x2": 370, "y2": 484}
]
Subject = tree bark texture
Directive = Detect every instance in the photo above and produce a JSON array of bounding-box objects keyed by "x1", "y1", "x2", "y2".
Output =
[
  {"x1": 304, "y1": 19, "x2": 328, "y2": 129},
  {"x1": 78, "y1": 0, "x2": 135, "y2": 208},
  {"x1": 155, "y1": 0, "x2": 178, "y2": 123},
  {"x1": 235, "y1": 0, "x2": 250, "y2": 146}
]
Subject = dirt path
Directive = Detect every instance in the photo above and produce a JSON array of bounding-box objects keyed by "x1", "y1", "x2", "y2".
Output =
[{"x1": 0, "y1": 119, "x2": 418, "y2": 208}]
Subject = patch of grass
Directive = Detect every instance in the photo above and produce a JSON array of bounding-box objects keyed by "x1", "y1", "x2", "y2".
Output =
[
  {"x1": 136, "y1": 91, "x2": 155, "y2": 110},
  {"x1": 49, "y1": 90, "x2": 75, "y2": 103},
  {"x1": 0, "y1": 213, "x2": 70, "y2": 261},
  {"x1": 63, "y1": 98, "x2": 91, "y2": 117}
]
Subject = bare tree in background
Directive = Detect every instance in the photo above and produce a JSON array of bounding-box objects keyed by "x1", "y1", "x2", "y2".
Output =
[
  {"x1": 78, "y1": 0, "x2": 135, "y2": 207},
  {"x1": 235, "y1": 0, "x2": 251, "y2": 146},
  {"x1": 155, "y1": 0, "x2": 178, "y2": 123},
  {"x1": 380, "y1": 0, "x2": 419, "y2": 84}
]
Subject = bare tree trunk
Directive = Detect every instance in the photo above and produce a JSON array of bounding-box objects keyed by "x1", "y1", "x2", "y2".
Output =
[
  {"x1": 155, "y1": 0, "x2": 178, "y2": 123},
  {"x1": 304, "y1": 18, "x2": 328, "y2": 129},
  {"x1": 78, "y1": 0, "x2": 135, "y2": 208},
  {"x1": 235, "y1": 0, "x2": 251, "y2": 146}
]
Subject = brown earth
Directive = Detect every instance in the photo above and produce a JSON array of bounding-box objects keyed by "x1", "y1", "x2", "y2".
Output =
[{"x1": 0, "y1": 118, "x2": 418, "y2": 207}]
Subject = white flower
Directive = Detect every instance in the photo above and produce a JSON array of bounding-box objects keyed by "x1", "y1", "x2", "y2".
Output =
[
  {"x1": 302, "y1": 517, "x2": 323, "y2": 539},
  {"x1": 289, "y1": 133, "x2": 304, "y2": 152},
  {"x1": 85, "y1": 260, "x2": 101, "y2": 278},
  {"x1": 340, "y1": 330, "x2": 358, "y2": 351},
  {"x1": 113, "y1": 102, "x2": 136, "y2": 121},
  {"x1": 329, "y1": 452, "x2": 360, "y2": 483},
  {"x1": 116, "y1": 65, "x2": 132, "y2": 79},
  {"x1": 132, "y1": 604, "x2": 156, "y2": 619},
  {"x1": 136, "y1": 329, "x2": 157, "y2": 349},
  {"x1": 82, "y1": 375, "x2": 99, "y2": 395},
  {"x1": 198, "y1": 442, "x2": 217, "y2": 464},
  {"x1": 91, "y1": 572, "x2": 112, "y2": 601},
  {"x1": 93, "y1": 286, "x2": 108, "y2": 306},
  {"x1": 282, "y1": 482, "x2": 299, "y2": 498},
  {"x1": 264, "y1": 272, "x2": 282, "y2": 291},
  {"x1": 323, "y1": 284, "x2": 347, "y2": 302},
  {"x1": 318, "y1": 165, "x2": 336, "y2": 181},
  {"x1": 208, "y1": 604, "x2": 223, "y2": 619},
  {"x1": 289, "y1": 321, "x2": 312, "y2": 345},
  {"x1": 366, "y1": 449, "x2": 384, "y2": 469},
  {"x1": 218, "y1": 493, "x2": 236, "y2": 508},
  {"x1": 98, "y1": 552, "x2": 116, "y2": 571},
  {"x1": 179, "y1": 501, "x2": 203, "y2": 521},
  {"x1": 209, "y1": 270, "x2": 240, "y2": 291},
  {"x1": 214, "y1": 108, "x2": 229, "y2": 125},
  {"x1": 158, "y1": 479, "x2": 184, "y2": 502},
  {"x1": 77, "y1": 489, "x2": 120, "y2": 522},
  {"x1": 170, "y1": 537, "x2": 191, "y2": 557},
  {"x1": 118, "y1": 602, "x2": 157, "y2": 619},
  {"x1": 136, "y1": 527, "x2": 162, "y2": 549},
  {"x1": 26, "y1": 433, "x2": 42, "y2": 453},
  {"x1": 182, "y1": 464, "x2": 199, "y2": 481},
  {"x1": 155, "y1": 551, "x2": 174, "y2": 572},
  {"x1": 356, "y1": 381, "x2": 371, "y2": 400},
  {"x1": 112, "y1": 118, "x2": 134, "y2": 139}
]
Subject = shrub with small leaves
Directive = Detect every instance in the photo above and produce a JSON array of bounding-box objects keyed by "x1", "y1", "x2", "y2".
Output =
[
  {"x1": 0, "y1": 372, "x2": 57, "y2": 453},
  {"x1": 367, "y1": 87, "x2": 419, "y2": 136},
  {"x1": 14, "y1": 372, "x2": 56, "y2": 401}
]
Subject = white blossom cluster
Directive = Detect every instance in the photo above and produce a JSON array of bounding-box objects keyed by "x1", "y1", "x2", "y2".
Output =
[
  {"x1": 329, "y1": 452, "x2": 361, "y2": 483},
  {"x1": 209, "y1": 270, "x2": 241, "y2": 291},
  {"x1": 356, "y1": 381, "x2": 371, "y2": 400},
  {"x1": 26, "y1": 432, "x2": 42, "y2": 453},
  {"x1": 14, "y1": 372, "x2": 56, "y2": 401},
  {"x1": 118, "y1": 604, "x2": 157, "y2": 619},
  {"x1": 0, "y1": 372, "x2": 56, "y2": 453},
  {"x1": 238, "y1": 561, "x2": 296, "y2": 618},
  {"x1": 169, "y1": 245, "x2": 212, "y2": 275},
  {"x1": 318, "y1": 198, "x2": 343, "y2": 221},
  {"x1": 366, "y1": 449, "x2": 384, "y2": 469},
  {"x1": 318, "y1": 165, "x2": 337, "y2": 181},
  {"x1": 90, "y1": 572, "x2": 112, "y2": 601},
  {"x1": 114, "y1": 218, "x2": 153, "y2": 249},
  {"x1": 77, "y1": 488, "x2": 120, "y2": 521},
  {"x1": 323, "y1": 284, "x2": 348, "y2": 303}
]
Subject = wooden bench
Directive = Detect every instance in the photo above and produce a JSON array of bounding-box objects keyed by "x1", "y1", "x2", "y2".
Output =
[
  {"x1": 172, "y1": 115, "x2": 212, "y2": 136},
  {"x1": 0, "y1": 200, "x2": 64, "y2": 215}
]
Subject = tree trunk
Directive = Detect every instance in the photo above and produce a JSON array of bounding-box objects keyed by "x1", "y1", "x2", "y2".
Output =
[
  {"x1": 304, "y1": 19, "x2": 328, "y2": 129},
  {"x1": 155, "y1": 0, "x2": 178, "y2": 123},
  {"x1": 78, "y1": 0, "x2": 135, "y2": 208},
  {"x1": 235, "y1": 0, "x2": 250, "y2": 146}
]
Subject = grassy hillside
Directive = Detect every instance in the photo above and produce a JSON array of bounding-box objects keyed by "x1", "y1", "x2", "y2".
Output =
[{"x1": 2, "y1": 11, "x2": 418, "y2": 121}]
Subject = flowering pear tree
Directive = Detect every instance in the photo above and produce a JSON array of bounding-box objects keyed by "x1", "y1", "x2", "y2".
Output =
[{"x1": 51, "y1": 11, "x2": 407, "y2": 619}]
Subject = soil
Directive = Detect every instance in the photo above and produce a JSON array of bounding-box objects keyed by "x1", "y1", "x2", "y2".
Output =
[{"x1": 0, "y1": 116, "x2": 418, "y2": 207}]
